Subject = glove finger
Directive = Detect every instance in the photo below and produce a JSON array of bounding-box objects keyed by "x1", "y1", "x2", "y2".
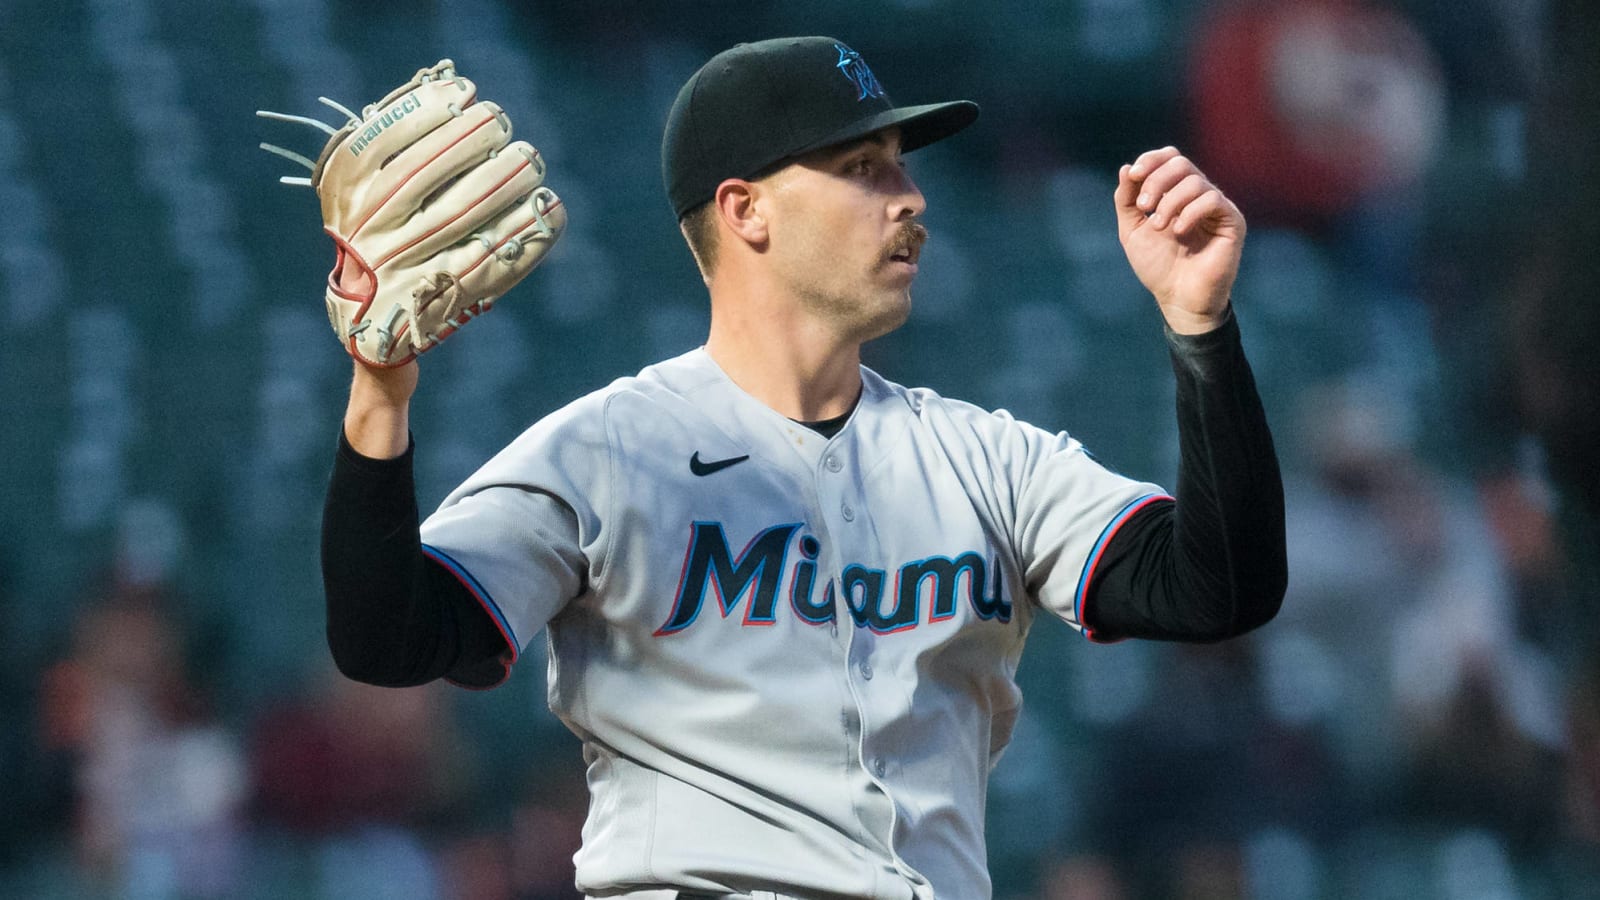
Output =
[
  {"x1": 370, "y1": 60, "x2": 464, "y2": 125},
  {"x1": 407, "y1": 188, "x2": 565, "y2": 354},
  {"x1": 350, "y1": 101, "x2": 517, "y2": 242},
  {"x1": 316, "y1": 72, "x2": 480, "y2": 224},
  {"x1": 454, "y1": 185, "x2": 567, "y2": 298},
  {"x1": 400, "y1": 187, "x2": 566, "y2": 359},
  {"x1": 378, "y1": 144, "x2": 550, "y2": 270}
]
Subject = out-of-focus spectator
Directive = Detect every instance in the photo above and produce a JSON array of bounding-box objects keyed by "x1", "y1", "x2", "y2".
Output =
[
  {"x1": 1429, "y1": 0, "x2": 1600, "y2": 652},
  {"x1": 250, "y1": 669, "x2": 476, "y2": 899},
  {"x1": 1035, "y1": 853, "x2": 1128, "y2": 900},
  {"x1": 1188, "y1": 0, "x2": 1445, "y2": 229},
  {"x1": 1400, "y1": 662, "x2": 1565, "y2": 844},
  {"x1": 430, "y1": 764, "x2": 586, "y2": 900},
  {"x1": 37, "y1": 589, "x2": 248, "y2": 898},
  {"x1": 1087, "y1": 638, "x2": 1348, "y2": 898},
  {"x1": 506, "y1": 770, "x2": 587, "y2": 900},
  {"x1": 251, "y1": 671, "x2": 461, "y2": 832},
  {"x1": 1280, "y1": 377, "x2": 1567, "y2": 809}
]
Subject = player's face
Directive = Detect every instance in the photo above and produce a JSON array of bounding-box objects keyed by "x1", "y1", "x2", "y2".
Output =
[{"x1": 761, "y1": 129, "x2": 928, "y2": 342}]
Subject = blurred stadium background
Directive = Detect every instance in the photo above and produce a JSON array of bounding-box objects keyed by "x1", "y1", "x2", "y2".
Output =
[{"x1": 2, "y1": 0, "x2": 1597, "y2": 897}]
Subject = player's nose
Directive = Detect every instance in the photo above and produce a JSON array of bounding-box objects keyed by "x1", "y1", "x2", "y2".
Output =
[{"x1": 891, "y1": 169, "x2": 926, "y2": 222}]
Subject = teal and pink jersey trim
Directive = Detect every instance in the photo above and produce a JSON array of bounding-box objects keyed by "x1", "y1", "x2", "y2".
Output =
[
  {"x1": 421, "y1": 543, "x2": 520, "y2": 687},
  {"x1": 1073, "y1": 492, "x2": 1174, "y2": 642}
]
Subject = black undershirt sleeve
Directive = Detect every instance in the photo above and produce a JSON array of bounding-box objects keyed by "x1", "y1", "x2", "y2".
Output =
[
  {"x1": 321, "y1": 432, "x2": 510, "y2": 688},
  {"x1": 1080, "y1": 310, "x2": 1288, "y2": 642}
]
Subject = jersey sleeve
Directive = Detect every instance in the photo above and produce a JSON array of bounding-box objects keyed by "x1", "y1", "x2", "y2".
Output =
[
  {"x1": 996, "y1": 413, "x2": 1171, "y2": 633},
  {"x1": 418, "y1": 393, "x2": 613, "y2": 659}
]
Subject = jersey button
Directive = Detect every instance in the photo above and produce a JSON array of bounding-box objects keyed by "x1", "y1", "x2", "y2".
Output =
[
  {"x1": 873, "y1": 757, "x2": 887, "y2": 777},
  {"x1": 825, "y1": 455, "x2": 842, "y2": 473},
  {"x1": 841, "y1": 502, "x2": 855, "y2": 521},
  {"x1": 859, "y1": 661, "x2": 873, "y2": 680}
]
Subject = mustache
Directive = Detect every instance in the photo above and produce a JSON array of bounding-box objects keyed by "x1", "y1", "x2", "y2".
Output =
[{"x1": 882, "y1": 220, "x2": 928, "y2": 262}]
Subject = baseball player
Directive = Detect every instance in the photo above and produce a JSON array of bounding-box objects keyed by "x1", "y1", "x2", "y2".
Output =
[{"x1": 289, "y1": 38, "x2": 1285, "y2": 899}]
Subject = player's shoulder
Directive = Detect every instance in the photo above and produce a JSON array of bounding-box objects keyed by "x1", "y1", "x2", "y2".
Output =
[
  {"x1": 862, "y1": 367, "x2": 1093, "y2": 479},
  {"x1": 506, "y1": 348, "x2": 719, "y2": 443},
  {"x1": 862, "y1": 366, "x2": 1038, "y2": 436},
  {"x1": 615, "y1": 347, "x2": 729, "y2": 405}
]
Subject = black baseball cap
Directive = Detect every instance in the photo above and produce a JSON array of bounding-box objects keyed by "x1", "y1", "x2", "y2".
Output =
[{"x1": 662, "y1": 36, "x2": 979, "y2": 218}]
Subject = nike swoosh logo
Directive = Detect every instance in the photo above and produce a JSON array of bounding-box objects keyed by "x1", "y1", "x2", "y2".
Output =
[{"x1": 690, "y1": 451, "x2": 750, "y2": 476}]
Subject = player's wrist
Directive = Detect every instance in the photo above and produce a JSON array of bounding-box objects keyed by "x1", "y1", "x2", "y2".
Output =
[
  {"x1": 1158, "y1": 301, "x2": 1231, "y2": 335},
  {"x1": 344, "y1": 359, "x2": 416, "y2": 459},
  {"x1": 350, "y1": 356, "x2": 419, "y2": 402}
]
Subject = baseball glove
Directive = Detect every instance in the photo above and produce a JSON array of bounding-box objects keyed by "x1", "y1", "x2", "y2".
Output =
[{"x1": 258, "y1": 59, "x2": 566, "y2": 367}]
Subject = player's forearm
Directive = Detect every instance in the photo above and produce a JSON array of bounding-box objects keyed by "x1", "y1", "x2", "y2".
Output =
[
  {"x1": 1163, "y1": 310, "x2": 1287, "y2": 635},
  {"x1": 321, "y1": 432, "x2": 437, "y2": 684},
  {"x1": 318, "y1": 432, "x2": 457, "y2": 682},
  {"x1": 321, "y1": 431, "x2": 500, "y2": 687},
  {"x1": 1082, "y1": 311, "x2": 1286, "y2": 640},
  {"x1": 343, "y1": 359, "x2": 417, "y2": 459}
]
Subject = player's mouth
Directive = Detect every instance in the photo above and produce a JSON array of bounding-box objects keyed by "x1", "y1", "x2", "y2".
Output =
[
  {"x1": 888, "y1": 244, "x2": 920, "y2": 272},
  {"x1": 883, "y1": 221, "x2": 927, "y2": 274}
]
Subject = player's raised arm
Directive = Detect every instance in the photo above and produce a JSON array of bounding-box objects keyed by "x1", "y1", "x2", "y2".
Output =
[
  {"x1": 1072, "y1": 147, "x2": 1285, "y2": 642},
  {"x1": 256, "y1": 60, "x2": 567, "y2": 688}
]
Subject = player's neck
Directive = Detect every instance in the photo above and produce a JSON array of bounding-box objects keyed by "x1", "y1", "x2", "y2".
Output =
[{"x1": 703, "y1": 295, "x2": 863, "y2": 423}]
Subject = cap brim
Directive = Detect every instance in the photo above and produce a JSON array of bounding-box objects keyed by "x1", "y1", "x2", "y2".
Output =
[{"x1": 796, "y1": 99, "x2": 980, "y2": 159}]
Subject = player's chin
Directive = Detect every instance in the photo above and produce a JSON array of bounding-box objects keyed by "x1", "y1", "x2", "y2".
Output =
[{"x1": 855, "y1": 291, "x2": 912, "y2": 342}]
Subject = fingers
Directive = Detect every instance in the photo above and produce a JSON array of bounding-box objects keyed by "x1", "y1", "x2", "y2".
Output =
[
  {"x1": 1169, "y1": 188, "x2": 1230, "y2": 236},
  {"x1": 1148, "y1": 173, "x2": 1209, "y2": 232},
  {"x1": 1120, "y1": 147, "x2": 1236, "y2": 235},
  {"x1": 1128, "y1": 145, "x2": 1183, "y2": 181},
  {"x1": 1113, "y1": 163, "x2": 1143, "y2": 236},
  {"x1": 1130, "y1": 150, "x2": 1197, "y2": 219}
]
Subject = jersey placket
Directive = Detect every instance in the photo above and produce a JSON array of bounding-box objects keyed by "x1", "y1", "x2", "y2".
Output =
[
  {"x1": 816, "y1": 435, "x2": 929, "y2": 897},
  {"x1": 770, "y1": 418, "x2": 898, "y2": 890}
]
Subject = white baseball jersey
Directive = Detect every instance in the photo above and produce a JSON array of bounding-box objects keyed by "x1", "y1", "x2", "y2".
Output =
[{"x1": 418, "y1": 348, "x2": 1167, "y2": 899}]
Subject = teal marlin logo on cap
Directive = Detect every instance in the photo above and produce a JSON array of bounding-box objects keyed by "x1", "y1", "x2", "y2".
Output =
[{"x1": 834, "y1": 44, "x2": 884, "y2": 101}]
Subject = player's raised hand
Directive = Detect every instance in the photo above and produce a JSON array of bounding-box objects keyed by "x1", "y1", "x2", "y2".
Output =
[{"x1": 1114, "y1": 147, "x2": 1245, "y2": 334}]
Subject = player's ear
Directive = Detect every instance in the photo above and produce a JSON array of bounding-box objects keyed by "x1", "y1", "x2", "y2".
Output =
[{"x1": 714, "y1": 180, "x2": 767, "y2": 248}]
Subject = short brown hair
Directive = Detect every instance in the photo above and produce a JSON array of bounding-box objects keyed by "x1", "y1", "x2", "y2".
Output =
[{"x1": 679, "y1": 202, "x2": 719, "y2": 281}]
